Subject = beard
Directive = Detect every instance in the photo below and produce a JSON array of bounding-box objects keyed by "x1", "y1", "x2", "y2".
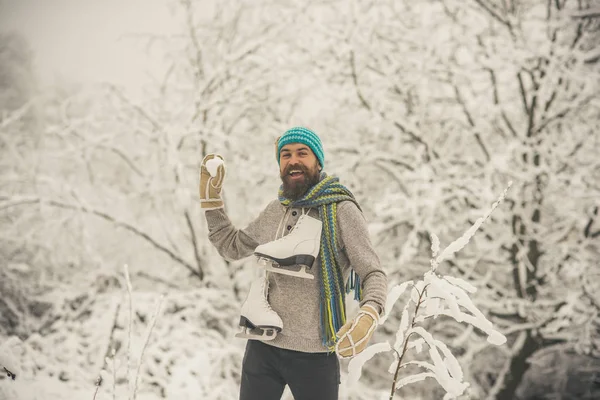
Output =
[{"x1": 280, "y1": 162, "x2": 321, "y2": 201}]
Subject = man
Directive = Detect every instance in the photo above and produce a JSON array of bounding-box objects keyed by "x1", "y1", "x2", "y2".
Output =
[{"x1": 200, "y1": 127, "x2": 387, "y2": 400}]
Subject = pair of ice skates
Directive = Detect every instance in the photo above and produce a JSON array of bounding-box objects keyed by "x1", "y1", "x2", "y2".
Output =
[{"x1": 235, "y1": 214, "x2": 322, "y2": 341}]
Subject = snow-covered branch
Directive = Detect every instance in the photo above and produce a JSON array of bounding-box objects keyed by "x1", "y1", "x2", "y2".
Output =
[{"x1": 346, "y1": 183, "x2": 511, "y2": 399}]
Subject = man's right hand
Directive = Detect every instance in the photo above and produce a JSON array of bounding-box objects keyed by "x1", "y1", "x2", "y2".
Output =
[{"x1": 200, "y1": 154, "x2": 226, "y2": 210}]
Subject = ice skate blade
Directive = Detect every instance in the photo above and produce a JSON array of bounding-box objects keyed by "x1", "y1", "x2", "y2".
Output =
[
  {"x1": 235, "y1": 331, "x2": 277, "y2": 341},
  {"x1": 265, "y1": 264, "x2": 314, "y2": 279},
  {"x1": 255, "y1": 253, "x2": 315, "y2": 267},
  {"x1": 235, "y1": 327, "x2": 278, "y2": 341}
]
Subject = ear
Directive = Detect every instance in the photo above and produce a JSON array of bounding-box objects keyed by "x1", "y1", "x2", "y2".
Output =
[{"x1": 274, "y1": 136, "x2": 281, "y2": 160}]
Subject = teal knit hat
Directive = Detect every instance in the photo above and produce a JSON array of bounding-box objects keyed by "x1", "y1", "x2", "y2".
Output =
[{"x1": 276, "y1": 127, "x2": 325, "y2": 168}]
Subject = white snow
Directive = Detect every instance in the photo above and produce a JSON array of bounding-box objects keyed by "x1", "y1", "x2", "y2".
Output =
[
  {"x1": 1, "y1": 0, "x2": 594, "y2": 398},
  {"x1": 347, "y1": 342, "x2": 392, "y2": 385},
  {"x1": 205, "y1": 157, "x2": 224, "y2": 177},
  {"x1": 430, "y1": 233, "x2": 440, "y2": 258},
  {"x1": 380, "y1": 281, "x2": 413, "y2": 324}
]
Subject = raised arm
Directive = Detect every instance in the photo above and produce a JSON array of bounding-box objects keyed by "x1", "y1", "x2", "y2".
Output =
[
  {"x1": 199, "y1": 153, "x2": 276, "y2": 261},
  {"x1": 204, "y1": 206, "x2": 272, "y2": 261}
]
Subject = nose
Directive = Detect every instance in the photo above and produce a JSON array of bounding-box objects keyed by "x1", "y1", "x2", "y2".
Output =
[{"x1": 286, "y1": 154, "x2": 302, "y2": 165}]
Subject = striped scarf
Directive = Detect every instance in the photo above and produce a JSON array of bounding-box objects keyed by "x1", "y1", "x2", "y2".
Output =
[{"x1": 279, "y1": 173, "x2": 363, "y2": 350}]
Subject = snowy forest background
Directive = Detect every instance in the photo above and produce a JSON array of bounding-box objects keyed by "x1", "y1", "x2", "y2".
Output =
[{"x1": 1, "y1": 0, "x2": 599, "y2": 399}]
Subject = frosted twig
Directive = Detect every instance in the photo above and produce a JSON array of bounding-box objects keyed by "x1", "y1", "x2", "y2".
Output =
[
  {"x1": 93, "y1": 375, "x2": 102, "y2": 400},
  {"x1": 347, "y1": 342, "x2": 392, "y2": 384},
  {"x1": 133, "y1": 295, "x2": 165, "y2": 400},
  {"x1": 112, "y1": 349, "x2": 117, "y2": 400},
  {"x1": 124, "y1": 264, "x2": 134, "y2": 400},
  {"x1": 96, "y1": 296, "x2": 122, "y2": 391},
  {"x1": 387, "y1": 185, "x2": 512, "y2": 398},
  {"x1": 431, "y1": 182, "x2": 512, "y2": 272},
  {"x1": 380, "y1": 281, "x2": 413, "y2": 324},
  {"x1": 389, "y1": 286, "x2": 429, "y2": 400},
  {"x1": 431, "y1": 233, "x2": 440, "y2": 258}
]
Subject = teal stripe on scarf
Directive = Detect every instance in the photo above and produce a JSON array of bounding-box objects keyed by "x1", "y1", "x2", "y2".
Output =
[{"x1": 279, "y1": 173, "x2": 362, "y2": 349}]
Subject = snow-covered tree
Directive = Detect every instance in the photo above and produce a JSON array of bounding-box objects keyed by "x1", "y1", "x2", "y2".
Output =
[
  {"x1": 1, "y1": 0, "x2": 598, "y2": 398},
  {"x1": 304, "y1": 0, "x2": 600, "y2": 397}
]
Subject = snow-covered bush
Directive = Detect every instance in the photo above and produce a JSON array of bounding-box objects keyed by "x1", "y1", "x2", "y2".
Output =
[
  {"x1": 345, "y1": 184, "x2": 511, "y2": 399},
  {"x1": 0, "y1": 263, "x2": 245, "y2": 400}
]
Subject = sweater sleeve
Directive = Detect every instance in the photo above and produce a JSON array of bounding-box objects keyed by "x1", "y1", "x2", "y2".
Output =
[
  {"x1": 337, "y1": 201, "x2": 388, "y2": 315},
  {"x1": 204, "y1": 201, "x2": 276, "y2": 261}
]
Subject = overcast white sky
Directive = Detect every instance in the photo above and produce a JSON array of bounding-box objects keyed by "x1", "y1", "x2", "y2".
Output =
[{"x1": 0, "y1": 0, "x2": 178, "y2": 95}]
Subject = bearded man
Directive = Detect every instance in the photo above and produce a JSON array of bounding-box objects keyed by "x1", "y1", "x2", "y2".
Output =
[{"x1": 200, "y1": 127, "x2": 387, "y2": 400}]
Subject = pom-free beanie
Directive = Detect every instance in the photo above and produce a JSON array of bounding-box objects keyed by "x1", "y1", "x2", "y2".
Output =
[{"x1": 276, "y1": 127, "x2": 325, "y2": 169}]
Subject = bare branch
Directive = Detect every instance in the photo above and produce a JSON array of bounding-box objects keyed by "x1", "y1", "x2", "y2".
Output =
[
  {"x1": 486, "y1": 68, "x2": 500, "y2": 105},
  {"x1": 180, "y1": 0, "x2": 204, "y2": 81},
  {"x1": 543, "y1": 82, "x2": 559, "y2": 113},
  {"x1": 582, "y1": 274, "x2": 600, "y2": 311},
  {"x1": 350, "y1": 50, "x2": 371, "y2": 111},
  {"x1": 472, "y1": 0, "x2": 510, "y2": 27},
  {"x1": 372, "y1": 160, "x2": 410, "y2": 197},
  {"x1": 516, "y1": 72, "x2": 530, "y2": 117},
  {"x1": 570, "y1": 7, "x2": 600, "y2": 18},
  {"x1": 184, "y1": 209, "x2": 205, "y2": 280},
  {"x1": 584, "y1": 206, "x2": 598, "y2": 238},
  {"x1": 453, "y1": 84, "x2": 476, "y2": 127},
  {"x1": 136, "y1": 271, "x2": 182, "y2": 289},
  {"x1": 474, "y1": 132, "x2": 491, "y2": 161},
  {"x1": 0, "y1": 196, "x2": 202, "y2": 279},
  {"x1": 524, "y1": 71, "x2": 539, "y2": 138},
  {"x1": 501, "y1": 112, "x2": 519, "y2": 137},
  {"x1": 390, "y1": 118, "x2": 438, "y2": 160},
  {"x1": 532, "y1": 106, "x2": 572, "y2": 135},
  {"x1": 452, "y1": 84, "x2": 491, "y2": 161},
  {"x1": 107, "y1": 85, "x2": 165, "y2": 134},
  {"x1": 389, "y1": 287, "x2": 428, "y2": 399}
]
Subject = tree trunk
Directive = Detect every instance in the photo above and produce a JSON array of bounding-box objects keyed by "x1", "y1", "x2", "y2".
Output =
[{"x1": 495, "y1": 330, "x2": 540, "y2": 400}]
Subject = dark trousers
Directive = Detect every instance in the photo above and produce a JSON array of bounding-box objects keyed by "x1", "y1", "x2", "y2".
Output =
[{"x1": 240, "y1": 340, "x2": 340, "y2": 400}]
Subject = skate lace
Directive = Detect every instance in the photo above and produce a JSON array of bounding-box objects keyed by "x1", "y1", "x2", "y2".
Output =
[
  {"x1": 275, "y1": 207, "x2": 290, "y2": 240},
  {"x1": 263, "y1": 278, "x2": 275, "y2": 311},
  {"x1": 277, "y1": 208, "x2": 307, "y2": 241}
]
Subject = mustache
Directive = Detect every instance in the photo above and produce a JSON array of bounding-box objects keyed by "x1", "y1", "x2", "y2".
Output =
[{"x1": 282, "y1": 163, "x2": 309, "y2": 176}]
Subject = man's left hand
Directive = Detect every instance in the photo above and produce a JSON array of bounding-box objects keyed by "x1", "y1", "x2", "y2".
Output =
[{"x1": 335, "y1": 304, "x2": 380, "y2": 359}]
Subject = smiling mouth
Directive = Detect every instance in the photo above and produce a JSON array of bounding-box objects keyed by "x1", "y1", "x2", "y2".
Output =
[{"x1": 289, "y1": 170, "x2": 304, "y2": 177}]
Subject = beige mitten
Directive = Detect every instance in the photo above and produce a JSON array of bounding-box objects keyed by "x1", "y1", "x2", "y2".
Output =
[
  {"x1": 335, "y1": 304, "x2": 380, "y2": 359},
  {"x1": 199, "y1": 154, "x2": 225, "y2": 210}
]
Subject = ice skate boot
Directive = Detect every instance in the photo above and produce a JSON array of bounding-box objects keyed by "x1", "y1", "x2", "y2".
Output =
[
  {"x1": 235, "y1": 276, "x2": 283, "y2": 340},
  {"x1": 254, "y1": 213, "x2": 322, "y2": 280}
]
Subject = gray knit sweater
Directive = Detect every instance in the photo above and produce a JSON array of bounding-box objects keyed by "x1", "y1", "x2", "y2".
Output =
[{"x1": 205, "y1": 199, "x2": 387, "y2": 353}]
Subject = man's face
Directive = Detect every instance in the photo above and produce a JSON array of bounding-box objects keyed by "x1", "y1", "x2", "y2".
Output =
[{"x1": 279, "y1": 143, "x2": 321, "y2": 200}]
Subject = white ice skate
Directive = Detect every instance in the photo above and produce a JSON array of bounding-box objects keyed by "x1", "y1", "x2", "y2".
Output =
[
  {"x1": 235, "y1": 276, "x2": 283, "y2": 341},
  {"x1": 254, "y1": 213, "x2": 322, "y2": 280}
]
